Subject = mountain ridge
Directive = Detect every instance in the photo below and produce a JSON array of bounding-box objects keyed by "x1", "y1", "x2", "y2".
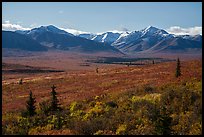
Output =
[{"x1": 11, "y1": 25, "x2": 202, "y2": 54}]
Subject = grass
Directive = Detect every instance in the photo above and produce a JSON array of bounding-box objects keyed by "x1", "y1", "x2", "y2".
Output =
[
  {"x1": 2, "y1": 59, "x2": 202, "y2": 113},
  {"x1": 2, "y1": 59, "x2": 202, "y2": 135}
]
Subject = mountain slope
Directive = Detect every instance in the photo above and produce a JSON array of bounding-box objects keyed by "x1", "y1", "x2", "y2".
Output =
[
  {"x1": 147, "y1": 37, "x2": 202, "y2": 53},
  {"x1": 78, "y1": 33, "x2": 96, "y2": 40},
  {"x1": 91, "y1": 32, "x2": 121, "y2": 44},
  {"x1": 78, "y1": 31, "x2": 129, "y2": 45},
  {"x1": 2, "y1": 31, "x2": 48, "y2": 51}
]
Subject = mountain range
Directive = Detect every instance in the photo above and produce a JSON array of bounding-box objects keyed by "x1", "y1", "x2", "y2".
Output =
[
  {"x1": 2, "y1": 25, "x2": 202, "y2": 55},
  {"x1": 3, "y1": 25, "x2": 120, "y2": 54},
  {"x1": 77, "y1": 26, "x2": 202, "y2": 54}
]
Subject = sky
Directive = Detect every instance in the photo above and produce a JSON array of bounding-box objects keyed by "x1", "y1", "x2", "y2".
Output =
[{"x1": 2, "y1": 2, "x2": 202, "y2": 35}]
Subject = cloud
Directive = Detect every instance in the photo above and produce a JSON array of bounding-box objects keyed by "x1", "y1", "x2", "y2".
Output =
[
  {"x1": 95, "y1": 25, "x2": 130, "y2": 35},
  {"x1": 120, "y1": 27, "x2": 129, "y2": 32},
  {"x1": 166, "y1": 26, "x2": 202, "y2": 35},
  {"x1": 2, "y1": 21, "x2": 31, "y2": 31},
  {"x1": 117, "y1": 24, "x2": 130, "y2": 32},
  {"x1": 60, "y1": 27, "x2": 90, "y2": 35},
  {"x1": 5, "y1": 20, "x2": 10, "y2": 24}
]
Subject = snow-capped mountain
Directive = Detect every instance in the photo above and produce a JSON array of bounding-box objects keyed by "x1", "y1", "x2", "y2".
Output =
[
  {"x1": 17, "y1": 25, "x2": 74, "y2": 37},
  {"x1": 140, "y1": 26, "x2": 168, "y2": 36},
  {"x1": 92, "y1": 32, "x2": 121, "y2": 44},
  {"x1": 78, "y1": 31, "x2": 130, "y2": 45},
  {"x1": 13, "y1": 25, "x2": 202, "y2": 54},
  {"x1": 14, "y1": 25, "x2": 122, "y2": 53},
  {"x1": 111, "y1": 26, "x2": 201, "y2": 54}
]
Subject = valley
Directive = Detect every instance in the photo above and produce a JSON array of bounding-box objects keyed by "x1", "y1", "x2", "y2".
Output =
[
  {"x1": 2, "y1": 25, "x2": 202, "y2": 135},
  {"x1": 2, "y1": 2, "x2": 202, "y2": 135},
  {"x1": 2, "y1": 50, "x2": 202, "y2": 113},
  {"x1": 2, "y1": 50, "x2": 202, "y2": 135}
]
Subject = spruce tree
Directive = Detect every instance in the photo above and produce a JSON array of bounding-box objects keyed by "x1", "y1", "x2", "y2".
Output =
[
  {"x1": 50, "y1": 85, "x2": 60, "y2": 111},
  {"x1": 96, "y1": 67, "x2": 99, "y2": 73},
  {"x1": 26, "y1": 91, "x2": 36, "y2": 116},
  {"x1": 154, "y1": 106, "x2": 172, "y2": 135},
  {"x1": 175, "y1": 58, "x2": 181, "y2": 78}
]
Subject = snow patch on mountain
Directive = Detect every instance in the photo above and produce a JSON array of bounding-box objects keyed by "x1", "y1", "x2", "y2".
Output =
[
  {"x1": 102, "y1": 33, "x2": 108, "y2": 42},
  {"x1": 16, "y1": 25, "x2": 74, "y2": 36},
  {"x1": 96, "y1": 30, "x2": 128, "y2": 35}
]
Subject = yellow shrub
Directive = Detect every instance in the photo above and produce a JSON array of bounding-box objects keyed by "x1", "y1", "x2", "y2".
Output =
[
  {"x1": 116, "y1": 124, "x2": 127, "y2": 135},
  {"x1": 28, "y1": 124, "x2": 54, "y2": 135},
  {"x1": 188, "y1": 122, "x2": 202, "y2": 135},
  {"x1": 131, "y1": 93, "x2": 161, "y2": 104},
  {"x1": 94, "y1": 130, "x2": 115, "y2": 135}
]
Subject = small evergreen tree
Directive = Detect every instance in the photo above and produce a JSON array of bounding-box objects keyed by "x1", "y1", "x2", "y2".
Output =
[
  {"x1": 130, "y1": 62, "x2": 132, "y2": 65},
  {"x1": 96, "y1": 67, "x2": 99, "y2": 73},
  {"x1": 152, "y1": 60, "x2": 155, "y2": 64},
  {"x1": 26, "y1": 91, "x2": 36, "y2": 116},
  {"x1": 50, "y1": 85, "x2": 60, "y2": 111},
  {"x1": 154, "y1": 106, "x2": 172, "y2": 135},
  {"x1": 175, "y1": 58, "x2": 181, "y2": 78},
  {"x1": 56, "y1": 112, "x2": 63, "y2": 129}
]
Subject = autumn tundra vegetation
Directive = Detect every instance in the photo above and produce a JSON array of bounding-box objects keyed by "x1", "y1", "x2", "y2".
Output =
[{"x1": 2, "y1": 58, "x2": 202, "y2": 135}]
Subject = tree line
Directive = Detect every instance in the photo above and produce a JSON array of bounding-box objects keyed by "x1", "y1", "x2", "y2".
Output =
[{"x1": 24, "y1": 85, "x2": 61, "y2": 117}]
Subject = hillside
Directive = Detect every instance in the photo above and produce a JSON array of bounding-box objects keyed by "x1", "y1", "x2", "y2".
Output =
[{"x1": 2, "y1": 31, "x2": 48, "y2": 51}]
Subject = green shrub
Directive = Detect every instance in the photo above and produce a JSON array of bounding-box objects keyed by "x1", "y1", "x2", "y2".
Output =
[
  {"x1": 3, "y1": 124, "x2": 20, "y2": 135},
  {"x1": 106, "y1": 101, "x2": 118, "y2": 108},
  {"x1": 144, "y1": 85, "x2": 154, "y2": 92},
  {"x1": 39, "y1": 99, "x2": 51, "y2": 115},
  {"x1": 47, "y1": 113, "x2": 63, "y2": 130}
]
